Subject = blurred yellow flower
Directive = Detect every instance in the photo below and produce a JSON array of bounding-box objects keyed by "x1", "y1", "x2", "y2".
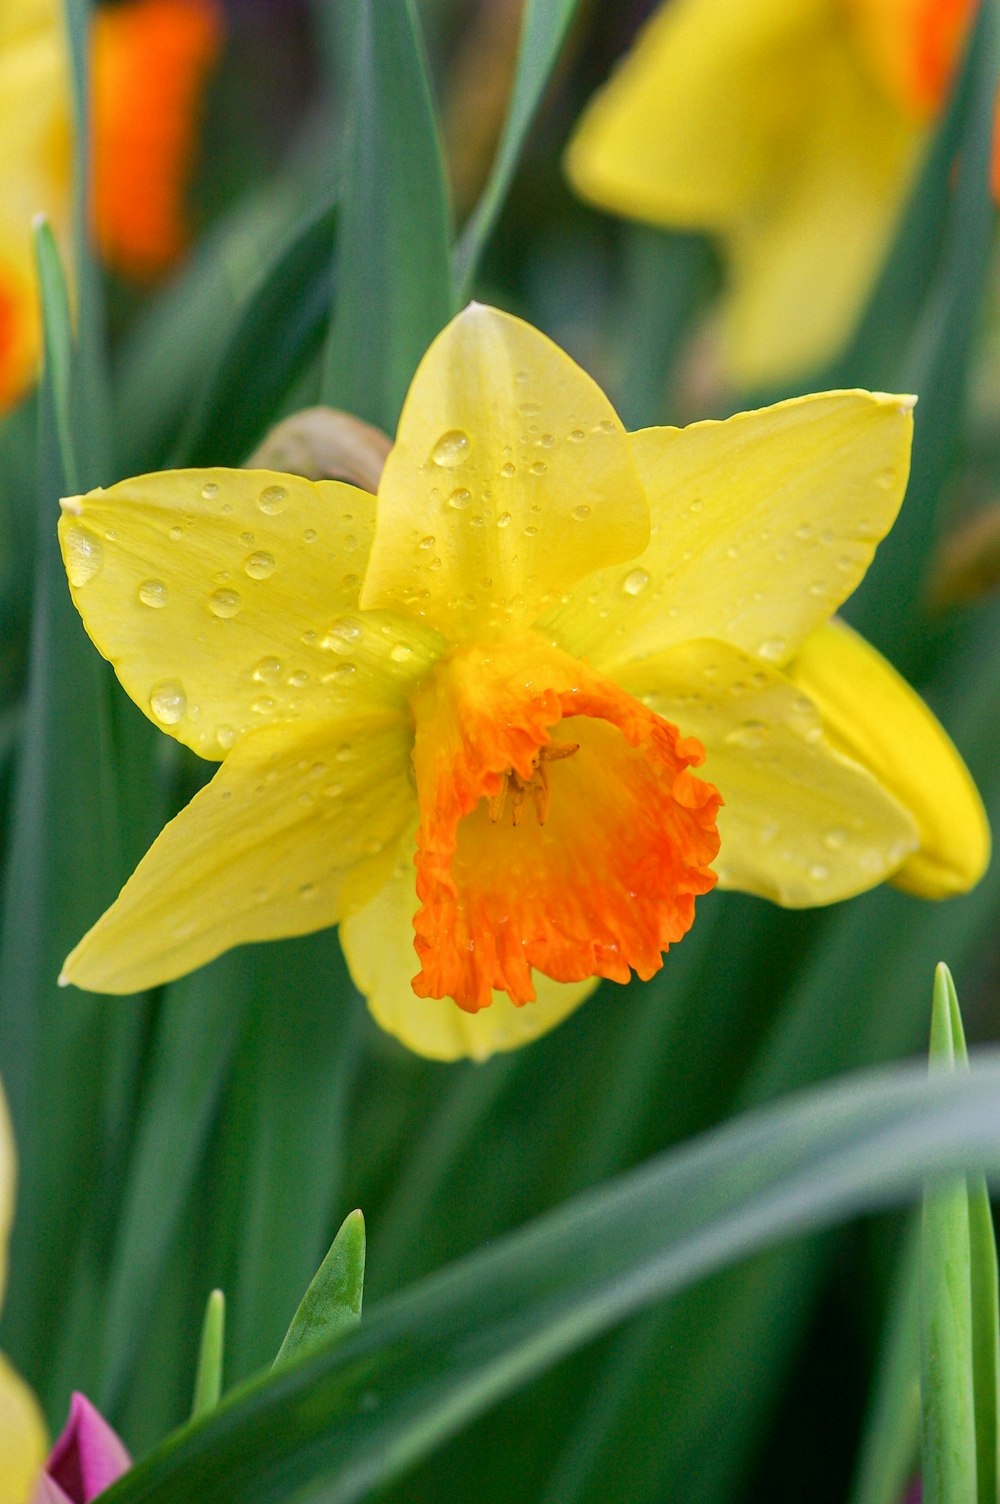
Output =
[
  {"x1": 566, "y1": 0, "x2": 990, "y2": 386},
  {"x1": 0, "y1": 0, "x2": 221, "y2": 411},
  {"x1": 58, "y1": 306, "x2": 988, "y2": 1059},
  {"x1": 0, "y1": 1082, "x2": 47, "y2": 1504}
]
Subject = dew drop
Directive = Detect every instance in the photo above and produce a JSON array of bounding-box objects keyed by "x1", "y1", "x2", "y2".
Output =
[
  {"x1": 240, "y1": 530, "x2": 255, "y2": 546},
  {"x1": 390, "y1": 642, "x2": 413, "y2": 663},
  {"x1": 138, "y1": 578, "x2": 168, "y2": 609},
  {"x1": 209, "y1": 588, "x2": 242, "y2": 618},
  {"x1": 794, "y1": 522, "x2": 814, "y2": 541},
  {"x1": 252, "y1": 657, "x2": 283, "y2": 683},
  {"x1": 149, "y1": 680, "x2": 187, "y2": 725},
  {"x1": 499, "y1": 462, "x2": 516, "y2": 479},
  {"x1": 288, "y1": 669, "x2": 309, "y2": 688},
  {"x1": 303, "y1": 528, "x2": 317, "y2": 543},
  {"x1": 524, "y1": 525, "x2": 538, "y2": 538},
  {"x1": 529, "y1": 460, "x2": 548, "y2": 476},
  {"x1": 322, "y1": 617, "x2": 363, "y2": 652},
  {"x1": 331, "y1": 663, "x2": 356, "y2": 685},
  {"x1": 568, "y1": 428, "x2": 585, "y2": 443},
  {"x1": 539, "y1": 433, "x2": 555, "y2": 449},
  {"x1": 447, "y1": 487, "x2": 471, "y2": 510},
  {"x1": 418, "y1": 535, "x2": 436, "y2": 550},
  {"x1": 430, "y1": 429, "x2": 471, "y2": 468},
  {"x1": 253, "y1": 696, "x2": 275, "y2": 715},
  {"x1": 201, "y1": 481, "x2": 219, "y2": 500},
  {"x1": 725, "y1": 719, "x2": 768, "y2": 749},
  {"x1": 572, "y1": 504, "x2": 591, "y2": 521},
  {"x1": 244, "y1": 550, "x2": 276, "y2": 580},
  {"x1": 823, "y1": 827, "x2": 848, "y2": 851},
  {"x1": 169, "y1": 525, "x2": 184, "y2": 542},
  {"x1": 496, "y1": 512, "x2": 511, "y2": 528},
  {"x1": 757, "y1": 637, "x2": 787, "y2": 662},
  {"x1": 258, "y1": 484, "x2": 288, "y2": 515},
  {"x1": 623, "y1": 568, "x2": 650, "y2": 596},
  {"x1": 217, "y1": 724, "x2": 235, "y2": 750},
  {"x1": 809, "y1": 862, "x2": 830, "y2": 881}
]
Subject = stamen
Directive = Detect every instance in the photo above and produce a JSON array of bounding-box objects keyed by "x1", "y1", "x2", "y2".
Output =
[{"x1": 489, "y1": 740, "x2": 580, "y2": 827}]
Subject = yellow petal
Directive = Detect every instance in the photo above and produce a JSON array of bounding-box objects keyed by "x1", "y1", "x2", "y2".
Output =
[
  {"x1": 340, "y1": 843, "x2": 597, "y2": 1061},
  {"x1": 722, "y1": 27, "x2": 921, "y2": 384},
  {"x1": 787, "y1": 619, "x2": 990, "y2": 897},
  {"x1": 566, "y1": 0, "x2": 827, "y2": 229},
  {"x1": 61, "y1": 713, "x2": 416, "y2": 994},
  {"x1": 617, "y1": 638, "x2": 918, "y2": 906},
  {"x1": 360, "y1": 303, "x2": 649, "y2": 638},
  {"x1": 59, "y1": 469, "x2": 443, "y2": 758},
  {"x1": 547, "y1": 391, "x2": 914, "y2": 672},
  {"x1": 0, "y1": 1354, "x2": 46, "y2": 1504}
]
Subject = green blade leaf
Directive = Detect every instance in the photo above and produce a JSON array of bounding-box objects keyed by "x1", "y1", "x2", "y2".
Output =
[
  {"x1": 923, "y1": 965, "x2": 1000, "y2": 1504},
  {"x1": 321, "y1": 0, "x2": 455, "y2": 431},
  {"x1": 453, "y1": 0, "x2": 584, "y2": 296},
  {"x1": 273, "y1": 1210, "x2": 366, "y2": 1370},
  {"x1": 174, "y1": 197, "x2": 338, "y2": 468},
  {"x1": 97, "y1": 1055, "x2": 1000, "y2": 1504},
  {"x1": 32, "y1": 219, "x2": 78, "y2": 495},
  {"x1": 192, "y1": 1291, "x2": 226, "y2": 1421}
]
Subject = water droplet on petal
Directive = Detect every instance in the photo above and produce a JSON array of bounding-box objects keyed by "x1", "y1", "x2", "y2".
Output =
[
  {"x1": 253, "y1": 696, "x2": 275, "y2": 715},
  {"x1": 809, "y1": 862, "x2": 830, "y2": 881},
  {"x1": 245, "y1": 551, "x2": 276, "y2": 580},
  {"x1": 529, "y1": 460, "x2": 548, "y2": 476},
  {"x1": 322, "y1": 617, "x2": 363, "y2": 652},
  {"x1": 418, "y1": 535, "x2": 436, "y2": 550},
  {"x1": 217, "y1": 724, "x2": 235, "y2": 750},
  {"x1": 64, "y1": 527, "x2": 104, "y2": 587},
  {"x1": 823, "y1": 828, "x2": 847, "y2": 851},
  {"x1": 330, "y1": 663, "x2": 356, "y2": 685},
  {"x1": 794, "y1": 522, "x2": 814, "y2": 541},
  {"x1": 169, "y1": 524, "x2": 184, "y2": 541},
  {"x1": 431, "y1": 430, "x2": 470, "y2": 468},
  {"x1": 623, "y1": 568, "x2": 650, "y2": 596},
  {"x1": 499, "y1": 462, "x2": 516, "y2": 479},
  {"x1": 258, "y1": 484, "x2": 288, "y2": 515},
  {"x1": 149, "y1": 680, "x2": 187, "y2": 725},
  {"x1": 568, "y1": 428, "x2": 585, "y2": 443},
  {"x1": 252, "y1": 657, "x2": 282, "y2": 683},
  {"x1": 757, "y1": 637, "x2": 787, "y2": 662},
  {"x1": 201, "y1": 481, "x2": 219, "y2": 500},
  {"x1": 447, "y1": 487, "x2": 471, "y2": 510},
  {"x1": 496, "y1": 512, "x2": 511, "y2": 528},
  {"x1": 572, "y1": 505, "x2": 591, "y2": 521},
  {"x1": 209, "y1": 588, "x2": 242, "y2": 618},
  {"x1": 390, "y1": 642, "x2": 413, "y2": 663},
  {"x1": 303, "y1": 528, "x2": 317, "y2": 543},
  {"x1": 138, "y1": 578, "x2": 168, "y2": 609}
]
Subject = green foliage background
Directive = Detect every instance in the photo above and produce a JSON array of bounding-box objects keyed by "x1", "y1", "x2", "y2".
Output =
[{"x1": 1, "y1": 1, "x2": 999, "y2": 1500}]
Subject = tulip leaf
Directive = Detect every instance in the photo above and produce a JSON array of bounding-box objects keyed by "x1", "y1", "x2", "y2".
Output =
[
  {"x1": 273, "y1": 1210, "x2": 365, "y2": 1370},
  {"x1": 192, "y1": 1291, "x2": 226, "y2": 1421},
  {"x1": 453, "y1": 0, "x2": 584, "y2": 296},
  {"x1": 98, "y1": 1056, "x2": 1000, "y2": 1504},
  {"x1": 321, "y1": 0, "x2": 454, "y2": 433}
]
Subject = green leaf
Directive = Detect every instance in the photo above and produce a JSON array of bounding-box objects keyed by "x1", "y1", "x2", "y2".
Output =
[
  {"x1": 174, "y1": 197, "x2": 338, "y2": 468},
  {"x1": 97, "y1": 1055, "x2": 1000, "y2": 1504},
  {"x1": 192, "y1": 1291, "x2": 226, "y2": 1421},
  {"x1": 321, "y1": 0, "x2": 455, "y2": 432},
  {"x1": 922, "y1": 965, "x2": 1000, "y2": 1504},
  {"x1": 453, "y1": 0, "x2": 584, "y2": 296},
  {"x1": 273, "y1": 1210, "x2": 365, "y2": 1370},
  {"x1": 32, "y1": 220, "x2": 78, "y2": 495},
  {"x1": 849, "y1": 1220, "x2": 921, "y2": 1504}
]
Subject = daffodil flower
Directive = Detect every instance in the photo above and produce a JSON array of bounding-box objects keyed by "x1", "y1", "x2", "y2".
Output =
[
  {"x1": 0, "y1": 0, "x2": 220, "y2": 411},
  {"x1": 566, "y1": 0, "x2": 991, "y2": 385},
  {"x1": 58, "y1": 305, "x2": 988, "y2": 1060}
]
